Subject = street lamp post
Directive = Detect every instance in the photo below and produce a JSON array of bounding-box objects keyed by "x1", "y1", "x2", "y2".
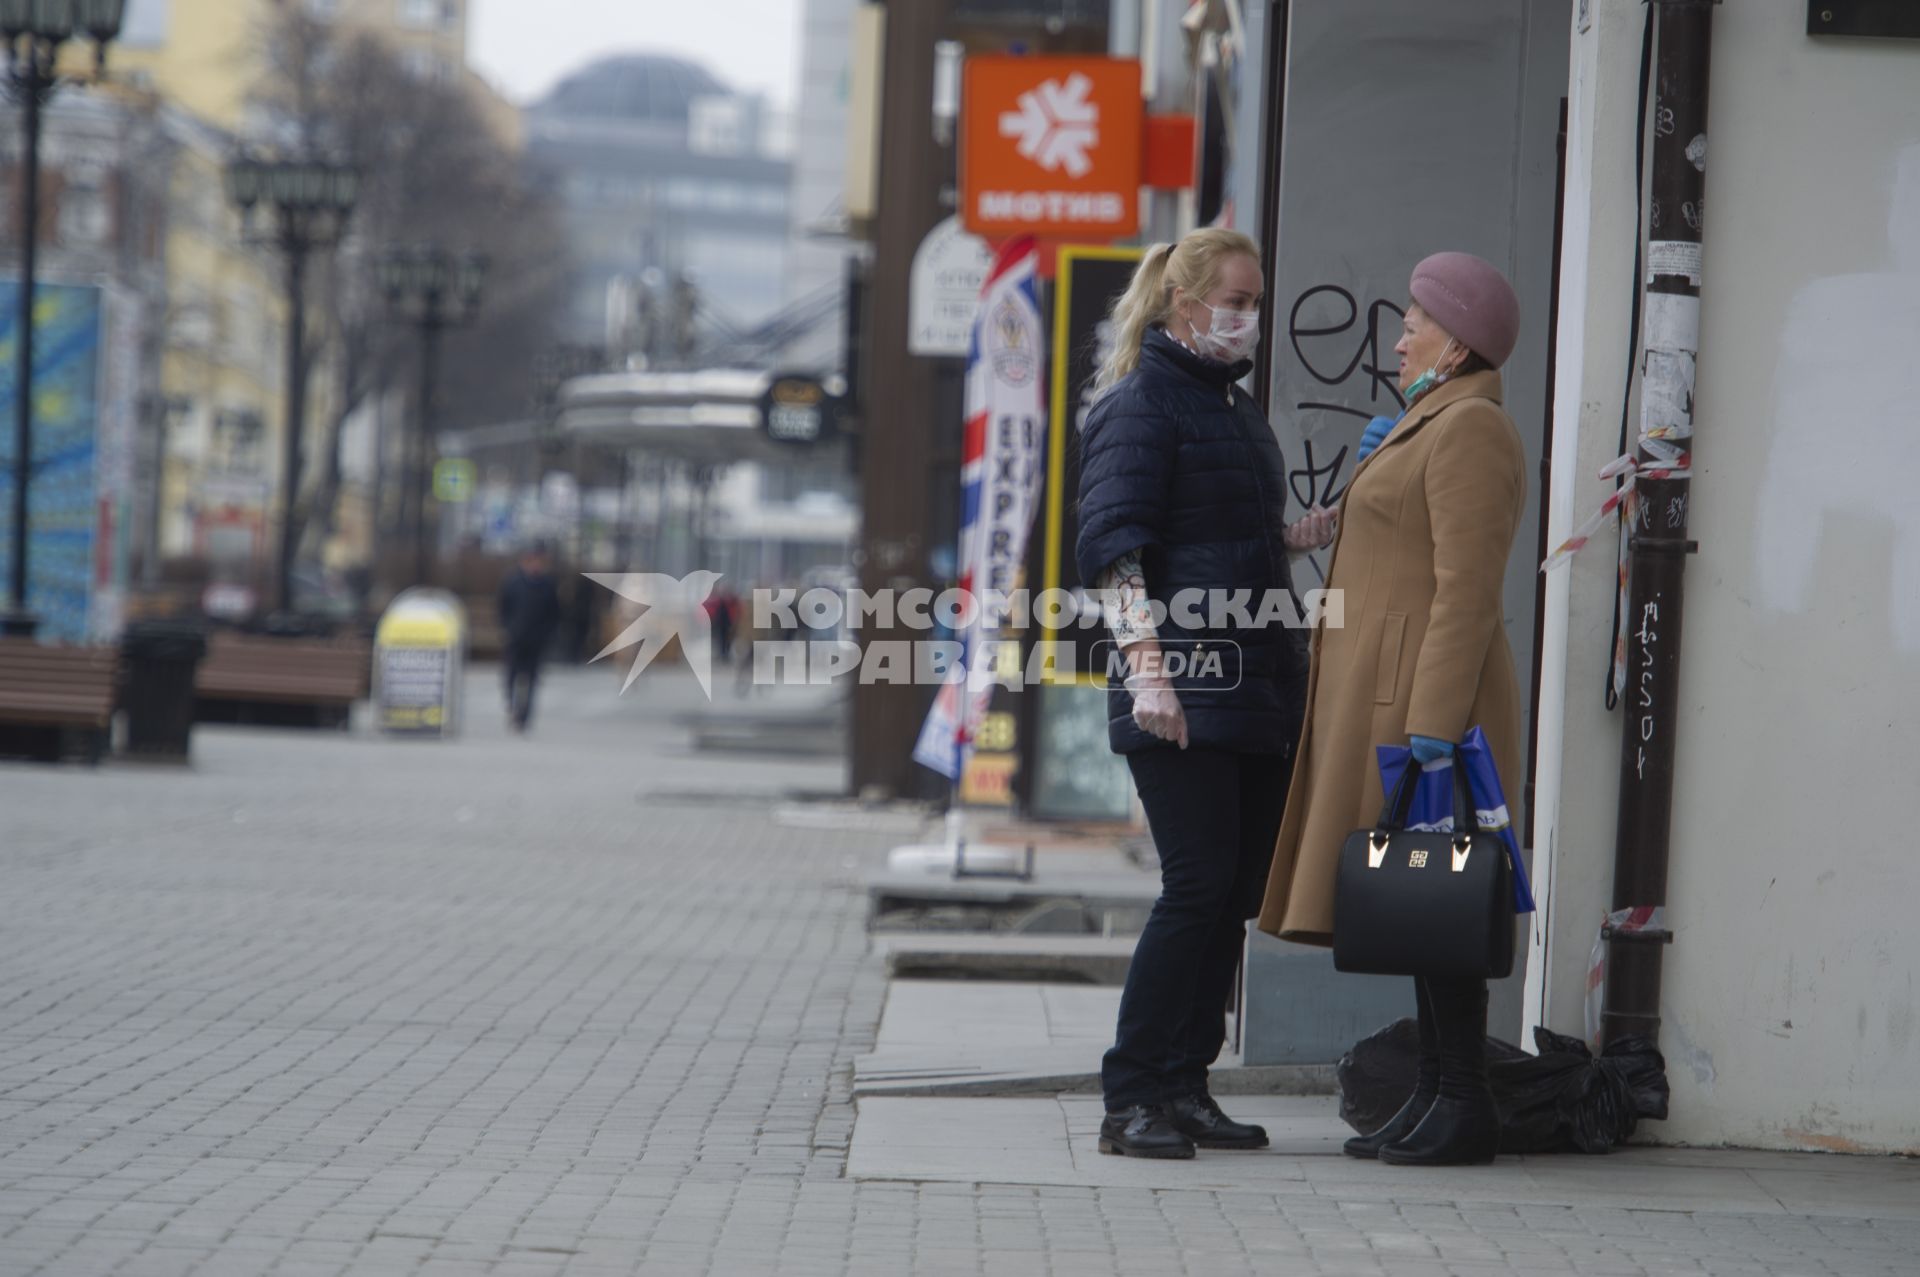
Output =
[
  {"x1": 224, "y1": 153, "x2": 359, "y2": 618},
  {"x1": 1, "y1": 0, "x2": 125, "y2": 638},
  {"x1": 377, "y1": 247, "x2": 486, "y2": 586}
]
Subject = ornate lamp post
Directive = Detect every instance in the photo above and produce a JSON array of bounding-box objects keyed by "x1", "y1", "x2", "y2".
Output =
[
  {"x1": 377, "y1": 247, "x2": 486, "y2": 585},
  {"x1": 224, "y1": 153, "x2": 360, "y2": 618},
  {"x1": 1, "y1": 0, "x2": 125, "y2": 637}
]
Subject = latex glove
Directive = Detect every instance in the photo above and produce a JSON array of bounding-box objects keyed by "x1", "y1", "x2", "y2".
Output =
[
  {"x1": 1125, "y1": 674, "x2": 1190, "y2": 750},
  {"x1": 1355, "y1": 415, "x2": 1396, "y2": 464},
  {"x1": 1410, "y1": 734, "x2": 1456, "y2": 765},
  {"x1": 1283, "y1": 505, "x2": 1339, "y2": 552}
]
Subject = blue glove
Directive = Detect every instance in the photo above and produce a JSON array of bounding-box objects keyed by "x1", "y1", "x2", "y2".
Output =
[
  {"x1": 1409, "y1": 735, "x2": 1455, "y2": 765},
  {"x1": 1355, "y1": 415, "x2": 1395, "y2": 464}
]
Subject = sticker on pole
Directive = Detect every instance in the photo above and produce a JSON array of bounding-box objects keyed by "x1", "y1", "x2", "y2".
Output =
[
  {"x1": 1646, "y1": 240, "x2": 1703, "y2": 286},
  {"x1": 961, "y1": 56, "x2": 1142, "y2": 240}
]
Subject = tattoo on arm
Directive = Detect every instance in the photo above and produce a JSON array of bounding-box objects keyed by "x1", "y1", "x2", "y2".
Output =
[{"x1": 1098, "y1": 550, "x2": 1158, "y2": 647}]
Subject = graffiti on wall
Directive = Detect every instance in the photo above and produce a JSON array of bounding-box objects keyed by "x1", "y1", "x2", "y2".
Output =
[{"x1": 1278, "y1": 283, "x2": 1410, "y2": 578}]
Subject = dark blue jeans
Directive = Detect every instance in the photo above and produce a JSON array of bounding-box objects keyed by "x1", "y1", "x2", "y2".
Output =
[{"x1": 1104, "y1": 747, "x2": 1293, "y2": 1111}]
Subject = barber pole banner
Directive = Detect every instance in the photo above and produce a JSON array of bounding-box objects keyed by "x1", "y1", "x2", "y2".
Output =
[{"x1": 914, "y1": 237, "x2": 1046, "y2": 781}]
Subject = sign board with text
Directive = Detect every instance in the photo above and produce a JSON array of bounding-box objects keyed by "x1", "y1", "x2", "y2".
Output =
[
  {"x1": 433, "y1": 457, "x2": 476, "y2": 504},
  {"x1": 961, "y1": 56, "x2": 1142, "y2": 240},
  {"x1": 374, "y1": 589, "x2": 467, "y2": 738},
  {"x1": 1039, "y1": 246, "x2": 1145, "y2": 681},
  {"x1": 760, "y1": 373, "x2": 842, "y2": 445},
  {"x1": 1028, "y1": 247, "x2": 1144, "y2": 821},
  {"x1": 909, "y1": 216, "x2": 996, "y2": 356}
]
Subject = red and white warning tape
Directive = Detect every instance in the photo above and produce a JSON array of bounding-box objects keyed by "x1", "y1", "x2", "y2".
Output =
[{"x1": 1540, "y1": 435, "x2": 1693, "y2": 574}]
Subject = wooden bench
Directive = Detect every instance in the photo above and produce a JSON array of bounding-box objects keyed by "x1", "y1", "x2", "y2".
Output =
[
  {"x1": 194, "y1": 632, "x2": 371, "y2": 729},
  {"x1": 0, "y1": 639, "x2": 118, "y2": 764}
]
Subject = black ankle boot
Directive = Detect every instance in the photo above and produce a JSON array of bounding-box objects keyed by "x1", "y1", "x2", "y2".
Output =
[
  {"x1": 1167, "y1": 1092, "x2": 1268, "y2": 1149},
  {"x1": 1377, "y1": 1088, "x2": 1500, "y2": 1166},
  {"x1": 1099, "y1": 1104, "x2": 1196, "y2": 1159},
  {"x1": 1345, "y1": 978, "x2": 1439, "y2": 1159},
  {"x1": 1380, "y1": 977, "x2": 1500, "y2": 1167},
  {"x1": 1344, "y1": 1080, "x2": 1437, "y2": 1159}
]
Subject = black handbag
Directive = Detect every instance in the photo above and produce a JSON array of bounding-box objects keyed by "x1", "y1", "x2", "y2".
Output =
[{"x1": 1332, "y1": 754, "x2": 1516, "y2": 979}]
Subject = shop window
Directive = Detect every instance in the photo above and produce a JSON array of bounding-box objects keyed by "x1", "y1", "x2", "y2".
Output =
[
  {"x1": 57, "y1": 169, "x2": 111, "y2": 246},
  {"x1": 214, "y1": 410, "x2": 266, "y2": 474},
  {"x1": 401, "y1": 48, "x2": 450, "y2": 83},
  {"x1": 398, "y1": 0, "x2": 449, "y2": 28}
]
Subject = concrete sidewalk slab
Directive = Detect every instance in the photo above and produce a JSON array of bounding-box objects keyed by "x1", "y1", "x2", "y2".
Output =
[
  {"x1": 854, "y1": 981, "x2": 1335, "y2": 1099},
  {"x1": 873, "y1": 982, "x2": 1119, "y2": 1051},
  {"x1": 854, "y1": 982, "x2": 1114, "y2": 1098},
  {"x1": 772, "y1": 800, "x2": 937, "y2": 835},
  {"x1": 850, "y1": 1094, "x2": 1920, "y2": 1220},
  {"x1": 873, "y1": 934, "x2": 1138, "y2": 984},
  {"x1": 866, "y1": 867, "x2": 1159, "y2": 937}
]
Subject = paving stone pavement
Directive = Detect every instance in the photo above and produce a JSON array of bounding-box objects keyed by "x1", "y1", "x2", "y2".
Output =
[{"x1": 1, "y1": 667, "x2": 1916, "y2": 1276}]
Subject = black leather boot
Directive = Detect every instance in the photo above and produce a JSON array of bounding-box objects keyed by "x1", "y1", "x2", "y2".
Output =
[
  {"x1": 1167, "y1": 1092, "x2": 1269, "y2": 1149},
  {"x1": 1344, "y1": 977, "x2": 1440, "y2": 1159},
  {"x1": 1380, "y1": 977, "x2": 1500, "y2": 1167},
  {"x1": 1098, "y1": 1104, "x2": 1197, "y2": 1159}
]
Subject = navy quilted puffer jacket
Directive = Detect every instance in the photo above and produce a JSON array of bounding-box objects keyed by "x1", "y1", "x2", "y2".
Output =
[{"x1": 1075, "y1": 328, "x2": 1309, "y2": 756}]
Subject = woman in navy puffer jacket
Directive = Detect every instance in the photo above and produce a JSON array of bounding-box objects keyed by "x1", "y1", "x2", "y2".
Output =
[{"x1": 1075, "y1": 228, "x2": 1335, "y2": 1160}]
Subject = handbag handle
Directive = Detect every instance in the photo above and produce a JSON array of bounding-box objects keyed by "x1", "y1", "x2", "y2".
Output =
[{"x1": 1377, "y1": 746, "x2": 1478, "y2": 836}]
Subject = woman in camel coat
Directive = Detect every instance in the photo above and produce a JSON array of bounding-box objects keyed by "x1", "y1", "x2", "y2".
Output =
[{"x1": 1259, "y1": 252, "x2": 1527, "y2": 1168}]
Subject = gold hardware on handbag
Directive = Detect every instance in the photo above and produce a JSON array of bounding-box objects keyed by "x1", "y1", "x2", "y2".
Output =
[{"x1": 1333, "y1": 753, "x2": 1516, "y2": 978}]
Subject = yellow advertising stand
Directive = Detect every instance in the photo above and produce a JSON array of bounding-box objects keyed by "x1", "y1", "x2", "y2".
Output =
[{"x1": 374, "y1": 589, "x2": 468, "y2": 737}]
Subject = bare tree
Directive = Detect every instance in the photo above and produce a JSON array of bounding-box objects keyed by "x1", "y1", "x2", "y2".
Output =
[{"x1": 252, "y1": 4, "x2": 569, "y2": 567}]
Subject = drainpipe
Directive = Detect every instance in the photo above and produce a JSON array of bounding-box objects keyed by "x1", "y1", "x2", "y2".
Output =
[{"x1": 1601, "y1": 0, "x2": 1716, "y2": 1047}]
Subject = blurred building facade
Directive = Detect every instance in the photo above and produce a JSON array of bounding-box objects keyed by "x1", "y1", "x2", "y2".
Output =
[
  {"x1": 113, "y1": 0, "x2": 473, "y2": 129},
  {"x1": 316, "y1": 0, "x2": 471, "y2": 83},
  {"x1": 524, "y1": 55, "x2": 793, "y2": 362},
  {"x1": 779, "y1": 0, "x2": 863, "y2": 375},
  {"x1": 67, "y1": 0, "x2": 522, "y2": 613},
  {"x1": 0, "y1": 90, "x2": 173, "y2": 638},
  {"x1": 146, "y1": 109, "x2": 308, "y2": 594}
]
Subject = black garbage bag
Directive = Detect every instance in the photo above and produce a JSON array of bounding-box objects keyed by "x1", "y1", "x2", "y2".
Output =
[{"x1": 1338, "y1": 1021, "x2": 1670, "y2": 1154}]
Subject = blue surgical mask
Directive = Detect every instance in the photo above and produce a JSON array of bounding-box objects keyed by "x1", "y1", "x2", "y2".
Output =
[{"x1": 1402, "y1": 339, "x2": 1457, "y2": 405}]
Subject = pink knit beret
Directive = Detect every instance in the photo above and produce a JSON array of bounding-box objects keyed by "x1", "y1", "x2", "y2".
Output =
[{"x1": 1408, "y1": 252, "x2": 1521, "y2": 368}]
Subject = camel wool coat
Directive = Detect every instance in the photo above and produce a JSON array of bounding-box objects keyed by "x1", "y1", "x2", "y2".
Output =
[{"x1": 1258, "y1": 370, "x2": 1527, "y2": 945}]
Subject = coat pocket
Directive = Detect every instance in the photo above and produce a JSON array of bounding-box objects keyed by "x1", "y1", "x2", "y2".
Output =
[{"x1": 1374, "y1": 612, "x2": 1407, "y2": 706}]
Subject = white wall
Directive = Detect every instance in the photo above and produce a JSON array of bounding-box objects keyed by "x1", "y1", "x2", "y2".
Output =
[{"x1": 1537, "y1": 0, "x2": 1920, "y2": 1152}]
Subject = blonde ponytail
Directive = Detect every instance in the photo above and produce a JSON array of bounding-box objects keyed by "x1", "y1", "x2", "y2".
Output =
[
  {"x1": 1095, "y1": 244, "x2": 1174, "y2": 394},
  {"x1": 1092, "y1": 227, "x2": 1262, "y2": 397}
]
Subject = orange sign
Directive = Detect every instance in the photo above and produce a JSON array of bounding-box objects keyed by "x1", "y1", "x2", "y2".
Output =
[{"x1": 962, "y1": 56, "x2": 1142, "y2": 240}]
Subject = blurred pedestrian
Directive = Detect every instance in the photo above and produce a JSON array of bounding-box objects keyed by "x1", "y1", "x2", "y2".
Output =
[
  {"x1": 498, "y1": 541, "x2": 563, "y2": 733},
  {"x1": 705, "y1": 586, "x2": 739, "y2": 665},
  {"x1": 565, "y1": 571, "x2": 599, "y2": 664}
]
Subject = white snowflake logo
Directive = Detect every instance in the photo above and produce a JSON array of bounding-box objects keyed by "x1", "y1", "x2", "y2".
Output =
[{"x1": 999, "y1": 73, "x2": 1100, "y2": 178}]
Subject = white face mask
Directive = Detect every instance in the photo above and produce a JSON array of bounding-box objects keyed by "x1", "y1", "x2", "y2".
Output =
[{"x1": 1190, "y1": 298, "x2": 1262, "y2": 364}]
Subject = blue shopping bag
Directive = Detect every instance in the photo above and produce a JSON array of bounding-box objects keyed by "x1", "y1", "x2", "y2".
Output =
[{"x1": 1374, "y1": 726, "x2": 1536, "y2": 913}]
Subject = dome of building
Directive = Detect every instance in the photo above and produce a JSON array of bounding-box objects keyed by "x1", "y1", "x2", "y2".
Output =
[{"x1": 536, "y1": 54, "x2": 729, "y2": 123}]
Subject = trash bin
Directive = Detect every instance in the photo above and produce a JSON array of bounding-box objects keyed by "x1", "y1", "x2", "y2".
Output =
[{"x1": 121, "y1": 620, "x2": 209, "y2": 761}]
